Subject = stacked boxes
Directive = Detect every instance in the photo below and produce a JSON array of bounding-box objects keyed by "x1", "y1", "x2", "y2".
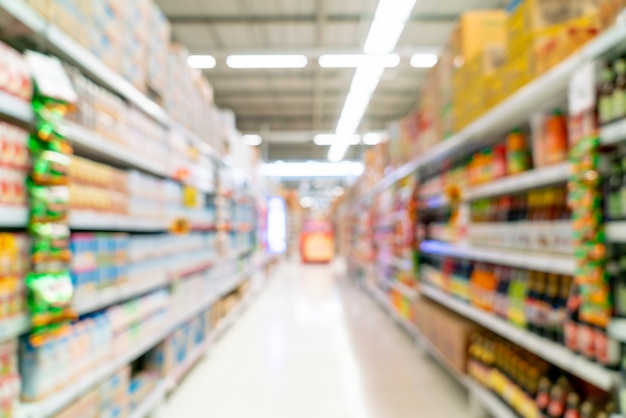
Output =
[
  {"x1": 451, "y1": 11, "x2": 508, "y2": 131},
  {"x1": 148, "y1": 5, "x2": 172, "y2": 98}
]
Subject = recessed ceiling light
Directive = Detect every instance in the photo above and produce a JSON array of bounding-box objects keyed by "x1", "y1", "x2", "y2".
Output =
[
  {"x1": 319, "y1": 54, "x2": 400, "y2": 68},
  {"x1": 410, "y1": 53, "x2": 438, "y2": 68},
  {"x1": 187, "y1": 55, "x2": 216, "y2": 69},
  {"x1": 242, "y1": 134, "x2": 262, "y2": 146},
  {"x1": 226, "y1": 55, "x2": 308, "y2": 69},
  {"x1": 313, "y1": 134, "x2": 361, "y2": 146},
  {"x1": 363, "y1": 132, "x2": 384, "y2": 145}
]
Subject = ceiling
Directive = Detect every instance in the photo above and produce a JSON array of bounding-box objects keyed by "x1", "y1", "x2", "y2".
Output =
[{"x1": 156, "y1": 0, "x2": 505, "y2": 161}]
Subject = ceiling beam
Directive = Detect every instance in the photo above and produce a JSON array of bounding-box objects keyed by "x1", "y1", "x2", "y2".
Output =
[
  {"x1": 168, "y1": 13, "x2": 458, "y2": 25},
  {"x1": 313, "y1": 0, "x2": 326, "y2": 131},
  {"x1": 188, "y1": 46, "x2": 440, "y2": 59}
]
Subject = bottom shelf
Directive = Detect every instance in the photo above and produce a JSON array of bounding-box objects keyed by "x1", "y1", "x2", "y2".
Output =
[{"x1": 362, "y1": 282, "x2": 518, "y2": 418}]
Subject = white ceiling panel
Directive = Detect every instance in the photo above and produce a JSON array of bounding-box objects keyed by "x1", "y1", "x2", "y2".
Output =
[
  {"x1": 214, "y1": 24, "x2": 255, "y2": 48},
  {"x1": 399, "y1": 22, "x2": 455, "y2": 48},
  {"x1": 322, "y1": 22, "x2": 361, "y2": 48},
  {"x1": 266, "y1": 23, "x2": 316, "y2": 47},
  {"x1": 172, "y1": 25, "x2": 216, "y2": 50}
]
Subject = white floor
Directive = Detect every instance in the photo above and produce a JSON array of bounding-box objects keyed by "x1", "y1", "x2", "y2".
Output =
[{"x1": 160, "y1": 259, "x2": 468, "y2": 418}]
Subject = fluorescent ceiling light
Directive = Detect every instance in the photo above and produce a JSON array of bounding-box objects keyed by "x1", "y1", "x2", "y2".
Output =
[
  {"x1": 260, "y1": 161, "x2": 364, "y2": 178},
  {"x1": 363, "y1": 132, "x2": 384, "y2": 145},
  {"x1": 313, "y1": 134, "x2": 361, "y2": 146},
  {"x1": 364, "y1": 0, "x2": 417, "y2": 55},
  {"x1": 411, "y1": 53, "x2": 438, "y2": 68},
  {"x1": 328, "y1": 142, "x2": 352, "y2": 163},
  {"x1": 319, "y1": 54, "x2": 400, "y2": 68},
  {"x1": 350, "y1": 65, "x2": 385, "y2": 94},
  {"x1": 226, "y1": 55, "x2": 308, "y2": 69},
  {"x1": 187, "y1": 55, "x2": 216, "y2": 69},
  {"x1": 242, "y1": 134, "x2": 262, "y2": 146}
]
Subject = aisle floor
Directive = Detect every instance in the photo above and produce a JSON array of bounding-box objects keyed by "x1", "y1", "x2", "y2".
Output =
[{"x1": 160, "y1": 260, "x2": 467, "y2": 418}]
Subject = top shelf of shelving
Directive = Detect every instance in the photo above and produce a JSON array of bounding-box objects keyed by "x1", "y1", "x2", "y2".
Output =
[
  {"x1": 354, "y1": 22, "x2": 626, "y2": 203},
  {"x1": 0, "y1": 0, "x2": 169, "y2": 126}
]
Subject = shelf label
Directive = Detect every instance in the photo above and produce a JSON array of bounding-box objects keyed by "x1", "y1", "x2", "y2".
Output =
[
  {"x1": 569, "y1": 61, "x2": 595, "y2": 115},
  {"x1": 25, "y1": 51, "x2": 77, "y2": 104}
]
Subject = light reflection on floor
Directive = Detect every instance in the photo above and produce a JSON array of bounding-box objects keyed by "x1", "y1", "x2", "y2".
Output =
[{"x1": 160, "y1": 260, "x2": 467, "y2": 418}]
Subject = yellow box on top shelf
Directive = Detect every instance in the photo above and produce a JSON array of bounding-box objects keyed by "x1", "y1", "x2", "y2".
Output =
[
  {"x1": 507, "y1": 0, "x2": 599, "y2": 56},
  {"x1": 450, "y1": 10, "x2": 508, "y2": 63}
]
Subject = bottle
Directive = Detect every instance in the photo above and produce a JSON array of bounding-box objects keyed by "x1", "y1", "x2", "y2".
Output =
[
  {"x1": 507, "y1": 128, "x2": 531, "y2": 175},
  {"x1": 536, "y1": 377, "x2": 552, "y2": 415},
  {"x1": 535, "y1": 272, "x2": 548, "y2": 336},
  {"x1": 555, "y1": 275, "x2": 572, "y2": 344},
  {"x1": 526, "y1": 272, "x2": 539, "y2": 333},
  {"x1": 544, "y1": 274, "x2": 561, "y2": 341},
  {"x1": 564, "y1": 393, "x2": 581, "y2": 418},
  {"x1": 545, "y1": 110, "x2": 569, "y2": 165},
  {"x1": 565, "y1": 283, "x2": 582, "y2": 352},
  {"x1": 547, "y1": 383, "x2": 567, "y2": 418},
  {"x1": 613, "y1": 58, "x2": 626, "y2": 120},
  {"x1": 619, "y1": 146, "x2": 626, "y2": 219},
  {"x1": 599, "y1": 63, "x2": 615, "y2": 125},
  {"x1": 580, "y1": 400, "x2": 597, "y2": 418}
]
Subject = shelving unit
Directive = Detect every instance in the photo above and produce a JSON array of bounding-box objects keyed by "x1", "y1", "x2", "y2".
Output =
[
  {"x1": 420, "y1": 285, "x2": 617, "y2": 391},
  {"x1": 17, "y1": 254, "x2": 275, "y2": 418},
  {"x1": 0, "y1": 206, "x2": 27, "y2": 228},
  {"x1": 363, "y1": 282, "x2": 520, "y2": 418},
  {"x1": 0, "y1": 90, "x2": 34, "y2": 126},
  {"x1": 0, "y1": 315, "x2": 30, "y2": 343},
  {"x1": 355, "y1": 24, "x2": 626, "y2": 203},
  {"x1": 68, "y1": 211, "x2": 170, "y2": 232},
  {"x1": 420, "y1": 240, "x2": 576, "y2": 275},
  {"x1": 463, "y1": 163, "x2": 570, "y2": 201}
]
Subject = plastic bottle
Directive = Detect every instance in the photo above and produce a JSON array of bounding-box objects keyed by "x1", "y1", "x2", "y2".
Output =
[
  {"x1": 545, "y1": 110, "x2": 569, "y2": 165},
  {"x1": 506, "y1": 128, "x2": 531, "y2": 175}
]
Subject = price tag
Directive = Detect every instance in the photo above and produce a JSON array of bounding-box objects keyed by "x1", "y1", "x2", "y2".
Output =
[
  {"x1": 25, "y1": 51, "x2": 77, "y2": 104},
  {"x1": 569, "y1": 61, "x2": 596, "y2": 115}
]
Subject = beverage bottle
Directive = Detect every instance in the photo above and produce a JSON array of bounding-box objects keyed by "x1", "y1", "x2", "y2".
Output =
[
  {"x1": 565, "y1": 282, "x2": 582, "y2": 352},
  {"x1": 526, "y1": 272, "x2": 540, "y2": 333},
  {"x1": 548, "y1": 383, "x2": 567, "y2": 418},
  {"x1": 555, "y1": 275, "x2": 572, "y2": 344},
  {"x1": 506, "y1": 128, "x2": 531, "y2": 175},
  {"x1": 599, "y1": 63, "x2": 615, "y2": 125},
  {"x1": 619, "y1": 146, "x2": 626, "y2": 219},
  {"x1": 544, "y1": 273, "x2": 561, "y2": 341},
  {"x1": 613, "y1": 58, "x2": 626, "y2": 120},
  {"x1": 564, "y1": 393, "x2": 581, "y2": 418},
  {"x1": 580, "y1": 400, "x2": 597, "y2": 418},
  {"x1": 535, "y1": 272, "x2": 548, "y2": 336},
  {"x1": 536, "y1": 377, "x2": 552, "y2": 415},
  {"x1": 545, "y1": 110, "x2": 569, "y2": 165}
]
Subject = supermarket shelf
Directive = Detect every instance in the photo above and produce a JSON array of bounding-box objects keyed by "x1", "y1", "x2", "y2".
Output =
[
  {"x1": 0, "y1": 206, "x2": 27, "y2": 227},
  {"x1": 419, "y1": 240, "x2": 576, "y2": 275},
  {"x1": 63, "y1": 122, "x2": 170, "y2": 178},
  {"x1": 363, "y1": 281, "x2": 519, "y2": 418},
  {"x1": 73, "y1": 271, "x2": 170, "y2": 315},
  {"x1": 606, "y1": 222, "x2": 626, "y2": 243},
  {"x1": 421, "y1": 285, "x2": 618, "y2": 391},
  {"x1": 464, "y1": 163, "x2": 570, "y2": 201},
  {"x1": 0, "y1": 0, "x2": 169, "y2": 126},
  {"x1": 464, "y1": 378, "x2": 518, "y2": 418},
  {"x1": 17, "y1": 265, "x2": 258, "y2": 418},
  {"x1": 354, "y1": 22, "x2": 626, "y2": 203},
  {"x1": 0, "y1": 315, "x2": 30, "y2": 343},
  {"x1": 600, "y1": 118, "x2": 626, "y2": 146},
  {"x1": 420, "y1": 195, "x2": 449, "y2": 210},
  {"x1": 127, "y1": 383, "x2": 167, "y2": 418},
  {"x1": 0, "y1": 91, "x2": 34, "y2": 126},
  {"x1": 383, "y1": 278, "x2": 419, "y2": 300},
  {"x1": 608, "y1": 318, "x2": 626, "y2": 343},
  {"x1": 365, "y1": 282, "x2": 419, "y2": 339},
  {"x1": 163, "y1": 337, "x2": 213, "y2": 392},
  {"x1": 69, "y1": 211, "x2": 169, "y2": 232}
]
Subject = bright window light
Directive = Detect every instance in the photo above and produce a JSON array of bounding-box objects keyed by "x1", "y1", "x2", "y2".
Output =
[
  {"x1": 226, "y1": 55, "x2": 308, "y2": 69},
  {"x1": 363, "y1": 132, "x2": 384, "y2": 145},
  {"x1": 364, "y1": 0, "x2": 417, "y2": 55},
  {"x1": 187, "y1": 55, "x2": 217, "y2": 69},
  {"x1": 260, "y1": 161, "x2": 364, "y2": 177},
  {"x1": 319, "y1": 54, "x2": 400, "y2": 68},
  {"x1": 411, "y1": 53, "x2": 438, "y2": 68},
  {"x1": 242, "y1": 134, "x2": 262, "y2": 146},
  {"x1": 313, "y1": 134, "x2": 361, "y2": 146}
]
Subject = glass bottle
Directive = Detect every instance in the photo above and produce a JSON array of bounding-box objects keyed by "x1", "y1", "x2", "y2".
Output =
[
  {"x1": 613, "y1": 58, "x2": 626, "y2": 120},
  {"x1": 599, "y1": 63, "x2": 615, "y2": 125}
]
